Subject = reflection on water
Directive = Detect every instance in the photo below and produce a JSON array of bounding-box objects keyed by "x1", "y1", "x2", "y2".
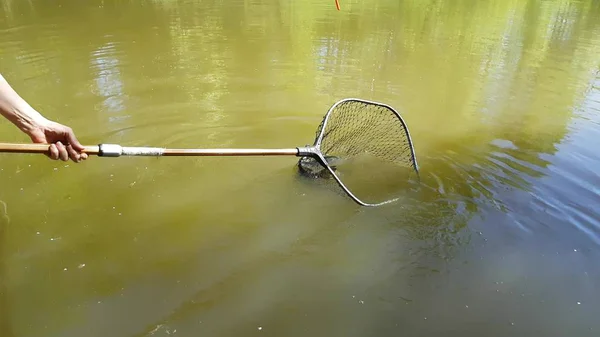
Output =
[
  {"x1": 91, "y1": 41, "x2": 127, "y2": 115},
  {"x1": 1, "y1": 0, "x2": 600, "y2": 336}
]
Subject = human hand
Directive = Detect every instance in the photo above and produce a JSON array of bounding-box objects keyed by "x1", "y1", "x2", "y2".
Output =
[
  {"x1": 26, "y1": 118, "x2": 88, "y2": 163},
  {"x1": 0, "y1": 74, "x2": 88, "y2": 163}
]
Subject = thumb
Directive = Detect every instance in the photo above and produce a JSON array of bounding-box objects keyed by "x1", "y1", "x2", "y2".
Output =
[{"x1": 65, "y1": 129, "x2": 84, "y2": 151}]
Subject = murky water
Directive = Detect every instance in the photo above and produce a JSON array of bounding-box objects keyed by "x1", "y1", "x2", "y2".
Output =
[{"x1": 1, "y1": 0, "x2": 600, "y2": 336}]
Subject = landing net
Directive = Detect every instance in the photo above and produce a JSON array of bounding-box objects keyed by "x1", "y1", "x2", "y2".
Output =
[{"x1": 298, "y1": 98, "x2": 419, "y2": 206}]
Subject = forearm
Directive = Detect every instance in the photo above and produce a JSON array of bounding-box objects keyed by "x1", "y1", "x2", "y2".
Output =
[{"x1": 0, "y1": 74, "x2": 48, "y2": 134}]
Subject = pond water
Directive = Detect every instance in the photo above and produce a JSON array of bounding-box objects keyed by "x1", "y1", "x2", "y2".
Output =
[{"x1": 1, "y1": 0, "x2": 600, "y2": 336}]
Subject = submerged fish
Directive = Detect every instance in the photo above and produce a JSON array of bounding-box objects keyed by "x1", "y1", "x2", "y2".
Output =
[{"x1": 297, "y1": 155, "x2": 344, "y2": 179}]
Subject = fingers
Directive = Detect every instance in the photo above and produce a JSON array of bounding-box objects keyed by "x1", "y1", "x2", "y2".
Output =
[
  {"x1": 67, "y1": 144, "x2": 77, "y2": 161},
  {"x1": 61, "y1": 126, "x2": 88, "y2": 162},
  {"x1": 48, "y1": 143, "x2": 59, "y2": 160},
  {"x1": 48, "y1": 142, "x2": 88, "y2": 162},
  {"x1": 35, "y1": 120, "x2": 89, "y2": 163},
  {"x1": 65, "y1": 127, "x2": 85, "y2": 152},
  {"x1": 66, "y1": 144, "x2": 88, "y2": 163},
  {"x1": 55, "y1": 141, "x2": 69, "y2": 161}
]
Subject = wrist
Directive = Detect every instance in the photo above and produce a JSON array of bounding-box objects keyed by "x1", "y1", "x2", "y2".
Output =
[
  {"x1": 0, "y1": 74, "x2": 49, "y2": 137},
  {"x1": 5, "y1": 106, "x2": 48, "y2": 136}
]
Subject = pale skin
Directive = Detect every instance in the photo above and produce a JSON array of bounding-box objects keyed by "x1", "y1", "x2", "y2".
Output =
[{"x1": 0, "y1": 74, "x2": 87, "y2": 163}]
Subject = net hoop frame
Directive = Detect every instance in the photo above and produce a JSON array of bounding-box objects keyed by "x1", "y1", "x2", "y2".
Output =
[{"x1": 298, "y1": 97, "x2": 420, "y2": 207}]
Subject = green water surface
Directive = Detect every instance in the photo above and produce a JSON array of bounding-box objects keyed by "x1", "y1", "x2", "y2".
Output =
[{"x1": 1, "y1": 0, "x2": 600, "y2": 336}]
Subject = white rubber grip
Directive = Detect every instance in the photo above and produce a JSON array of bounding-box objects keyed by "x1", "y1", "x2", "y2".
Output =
[
  {"x1": 98, "y1": 144, "x2": 165, "y2": 157},
  {"x1": 122, "y1": 146, "x2": 165, "y2": 156}
]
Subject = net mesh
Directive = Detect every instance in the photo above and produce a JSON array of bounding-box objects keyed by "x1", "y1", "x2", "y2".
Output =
[
  {"x1": 315, "y1": 99, "x2": 417, "y2": 170},
  {"x1": 298, "y1": 98, "x2": 419, "y2": 206}
]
